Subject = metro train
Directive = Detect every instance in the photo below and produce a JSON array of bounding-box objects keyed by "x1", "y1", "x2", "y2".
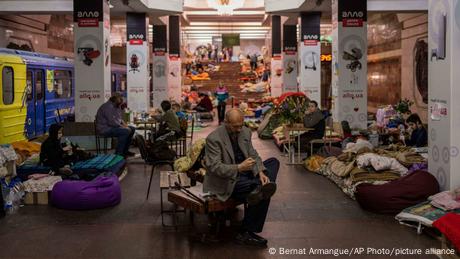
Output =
[{"x1": 0, "y1": 48, "x2": 127, "y2": 144}]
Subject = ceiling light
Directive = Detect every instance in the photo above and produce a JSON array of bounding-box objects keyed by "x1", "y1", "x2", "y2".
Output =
[{"x1": 206, "y1": 0, "x2": 245, "y2": 16}]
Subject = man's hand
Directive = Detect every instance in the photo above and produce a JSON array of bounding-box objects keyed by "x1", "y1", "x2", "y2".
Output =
[
  {"x1": 238, "y1": 158, "x2": 256, "y2": 173},
  {"x1": 259, "y1": 171, "x2": 269, "y2": 185}
]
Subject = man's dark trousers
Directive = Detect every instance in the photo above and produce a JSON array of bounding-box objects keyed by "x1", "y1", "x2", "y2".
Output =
[{"x1": 231, "y1": 157, "x2": 280, "y2": 233}]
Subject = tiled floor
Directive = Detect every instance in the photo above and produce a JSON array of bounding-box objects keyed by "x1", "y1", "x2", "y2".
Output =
[{"x1": 0, "y1": 121, "x2": 440, "y2": 258}]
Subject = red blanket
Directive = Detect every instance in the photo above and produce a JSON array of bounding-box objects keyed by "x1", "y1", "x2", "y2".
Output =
[{"x1": 433, "y1": 212, "x2": 460, "y2": 251}]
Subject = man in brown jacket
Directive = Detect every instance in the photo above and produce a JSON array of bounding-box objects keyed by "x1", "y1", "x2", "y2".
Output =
[{"x1": 203, "y1": 109, "x2": 280, "y2": 247}]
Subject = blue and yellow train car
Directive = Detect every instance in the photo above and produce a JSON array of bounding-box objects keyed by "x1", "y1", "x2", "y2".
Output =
[{"x1": 0, "y1": 48, "x2": 74, "y2": 144}]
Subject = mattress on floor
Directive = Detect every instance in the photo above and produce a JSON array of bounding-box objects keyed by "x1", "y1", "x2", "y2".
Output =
[
  {"x1": 17, "y1": 154, "x2": 126, "y2": 181},
  {"x1": 395, "y1": 201, "x2": 460, "y2": 228}
]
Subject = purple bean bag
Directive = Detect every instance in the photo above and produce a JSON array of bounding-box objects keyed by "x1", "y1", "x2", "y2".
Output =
[
  {"x1": 355, "y1": 170, "x2": 439, "y2": 214},
  {"x1": 51, "y1": 175, "x2": 121, "y2": 210}
]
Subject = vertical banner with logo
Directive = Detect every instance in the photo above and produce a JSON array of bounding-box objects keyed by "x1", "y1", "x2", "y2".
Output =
[
  {"x1": 300, "y1": 12, "x2": 321, "y2": 105},
  {"x1": 73, "y1": 0, "x2": 111, "y2": 122},
  {"x1": 427, "y1": 0, "x2": 460, "y2": 191},
  {"x1": 271, "y1": 15, "x2": 283, "y2": 97},
  {"x1": 152, "y1": 25, "x2": 168, "y2": 108},
  {"x1": 331, "y1": 0, "x2": 367, "y2": 129},
  {"x1": 282, "y1": 24, "x2": 298, "y2": 92},
  {"x1": 126, "y1": 12, "x2": 149, "y2": 113},
  {"x1": 168, "y1": 16, "x2": 182, "y2": 103}
]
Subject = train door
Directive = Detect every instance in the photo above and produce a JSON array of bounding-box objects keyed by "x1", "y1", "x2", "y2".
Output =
[{"x1": 25, "y1": 68, "x2": 45, "y2": 138}]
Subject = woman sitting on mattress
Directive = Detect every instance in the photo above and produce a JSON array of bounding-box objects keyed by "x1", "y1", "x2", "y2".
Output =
[{"x1": 40, "y1": 124, "x2": 73, "y2": 176}]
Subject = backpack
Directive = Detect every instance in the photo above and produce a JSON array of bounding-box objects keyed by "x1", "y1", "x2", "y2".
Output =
[{"x1": 147, "y1": 140, "x2": 176, "y2": 161}]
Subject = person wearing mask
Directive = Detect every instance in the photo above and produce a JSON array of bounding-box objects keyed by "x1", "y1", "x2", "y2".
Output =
[
  {"x1": 404, "y1": 113, "x2": 427, "y2": 147},
  {"x1": 204, "y1": 109, "x2": 279, "y2": 247},
  {"x1": 96, "y1": 93, "x2": 136, "y2": 157},
  {"x1": 300, "y1": 100, "x2": 325, "y2": 153},
  {"x1": 40, "y1": 123, "x2": 73, "y2": 175},
  {"x1": 215, "y1": 81, "x2": 229, "y2": 125},
  {"x1": 194, "y1": 93, "x2": 213, "y2": 113}
]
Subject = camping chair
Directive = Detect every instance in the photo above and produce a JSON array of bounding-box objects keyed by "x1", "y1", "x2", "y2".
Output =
[
  {"x1": 309, "y1": 114, "x2": 341, "y2": 155},
  {"x1": 94, "y1": 119, "x2": 109, "y2": 154},
  {"x1": 134, "y1": 134, "x2": 174, "y2": 200}
]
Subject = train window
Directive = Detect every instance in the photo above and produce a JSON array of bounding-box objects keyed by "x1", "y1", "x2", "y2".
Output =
[
  {"x1": 35, "y1": 71, "x2": 43, "y2": 100},
  {"x1": 26, "y1": 71, "x2": 33, "y2": 101},
  {"x1": 2, "y1": 66, "x2": 14, "y2": 105},
  {"x1": 54, "y1": 70, "x2": 72, "y2": 99}
]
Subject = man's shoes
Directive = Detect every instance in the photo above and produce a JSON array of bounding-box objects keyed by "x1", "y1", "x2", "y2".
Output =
[
  {"x1": 249, "y1": 232, "x2": 268, "y2": 245},
  {"x1": 235, "y1": 231, "x2": 267, "y2": 247},
  {"x1": 247, "y1": 182, "x2": 277, "y2": 206}
]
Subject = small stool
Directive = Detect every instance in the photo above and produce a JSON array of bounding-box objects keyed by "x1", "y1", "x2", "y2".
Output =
[{"x1": 160, "y1": 171, "x2": 191, "y2": 226}]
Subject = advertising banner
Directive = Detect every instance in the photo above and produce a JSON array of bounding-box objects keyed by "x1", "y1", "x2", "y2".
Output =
[
  {"x1": 299, "y1": 12, "x2": 321, "y2": 104},
  {"x1": 74, "y1": 0, "x2": 111, "y2": 122},
  {"x1": 126, "y1": 13, "x2": 149, "y2": 113},
  {"x1": 331, "y1": 0, "x2": 367, "y2": 129}
]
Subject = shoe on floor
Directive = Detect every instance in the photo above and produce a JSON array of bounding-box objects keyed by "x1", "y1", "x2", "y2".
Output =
[
  {"x1": 235, "y1": 231, "x2": 267, "y2": 247},
  {"x1": 247, "y1": 182, "x2": 277, "y2": 206}
]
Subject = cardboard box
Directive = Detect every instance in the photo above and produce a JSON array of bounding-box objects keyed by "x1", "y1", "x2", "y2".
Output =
[{"x1": 24, "y1": 191, "x2": 50, "y2": 205}]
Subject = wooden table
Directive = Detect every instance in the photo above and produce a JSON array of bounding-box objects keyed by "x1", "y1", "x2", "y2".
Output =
[{"x1": 133, "y1": 119, "x2": 158, "y2": 140}]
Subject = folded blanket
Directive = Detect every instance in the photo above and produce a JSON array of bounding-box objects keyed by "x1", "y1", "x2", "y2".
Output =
[
  {"x1": 429, "y1": 190, "x2": 460, "y2": 211},
  {"x1": 0, "y1": 145, "x2": 18, "y2": 165},
  {"x1": 356, "y1": 153, "x2": 408, "y2": 176},
  {"x1": 330, "y1": 158, "x2": 355, "y2": 177},
  {"x1": 350, "y1": 170, "x2": 400, "y2": 184},
  {"x1": 23, "y1": 176, "x2": 62, "y2": 192},
  {"x1": 433, "y1": 213, "x2": 460, "y2": 252},
  {"x1": 396, "y1": 152, "x2": 426, "y2": 168}
]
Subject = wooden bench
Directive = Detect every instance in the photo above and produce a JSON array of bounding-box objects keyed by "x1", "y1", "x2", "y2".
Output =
[
  {"x1": 160, "y1": 171, "x2": 191, "y2": 227},
  {"x1": 167, "y1": 185, "x2": 243, "y2": 234}
]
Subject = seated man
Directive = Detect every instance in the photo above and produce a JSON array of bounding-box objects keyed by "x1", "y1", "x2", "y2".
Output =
[
  {"x1": 204, "y1": 108, "x2": 280, "y2": 247},
  {"x1": 300, "y1": 100, "x2": 325, "y2": 153},
  {"x1": 194, "y1": 93, "x2": 213, "y2": 113},
  {"x1": 156, "y1": 100, "x2": 182, "y2": 140},
  {"x1": 404, "y1": 113, "x2": 427, "y2": 147},
  {"x1": 96, "y1": 93, "x2": 135, "y2": 157}
]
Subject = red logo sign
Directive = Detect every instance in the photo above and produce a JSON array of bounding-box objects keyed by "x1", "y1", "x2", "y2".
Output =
[
  {"x1": 78, "y1": 18, "x2": 99, "y2": 27},
  {"x1": 343, "y1": 19, "x2": 363, "y2": 27},
  {"x1": 304, "y1": 40, "x2": 318, "y2": 46},
  {"x1": 129, "y1": 39, "x2": 143, "y2": 45}
]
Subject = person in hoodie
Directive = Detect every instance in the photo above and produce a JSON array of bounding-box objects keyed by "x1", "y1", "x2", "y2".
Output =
[{"x1": 40, "y1": 123, "x2": 73, "y2": 175}]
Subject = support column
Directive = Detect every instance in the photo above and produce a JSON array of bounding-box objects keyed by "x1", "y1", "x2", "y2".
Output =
[
  {"x1": 73, "y1": 0, "x2": 111, "y2": 122},
  {"x1": 270, "y1": 15, "x2": 283, "y2": 97},
  {"x1": 299, "y1": 12, "x2": 321, "y2": 106},
  {"x1": 168, "y1": 15, "x2": 182, "y2": 103},
  {"x1": 428, "y1": 0, "x2": 460, "y2": 190},
  {"x1": 282, "y1": 23, "x2": 298, "y2": 92},
  {"x1": 126, "y1": 12, "x2": 149, "y2": 113},
  {"x1": 331, "y1": 0, "x2": 367, "y2": 129},
  {"x1": 152, "y1": 24, "x2": 168, "y2": 108}
]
